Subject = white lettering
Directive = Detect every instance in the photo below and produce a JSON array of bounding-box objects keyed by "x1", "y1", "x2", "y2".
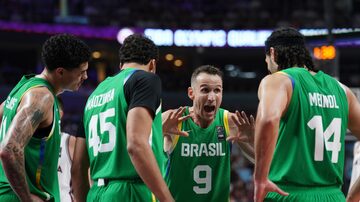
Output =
[
  {"x1": 181, "y1": 143, "x2": 189, "y2": 157},
  {"x1": 181, "y1": 143, "x2": 227, "y2": 157},
  {"x1": 86, "y1": 89, "x2": 115, "y2": 110},
  {"x1": 5, "y1": 97, "x2": 18, "y2": 110},
  {"x1": 208, "y1": 143, "x2": 216, "y2": 156},
  {"x1": 308, "y1": 93, "x2": 339, "y2": 109},
  {"x1": 191, "y1": 144, "x2": 199, "y2": 157}
]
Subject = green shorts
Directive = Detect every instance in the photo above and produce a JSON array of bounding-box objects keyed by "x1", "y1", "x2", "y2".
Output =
[
  {"x1": 87, "y1": 179, "x2": 156, "y2": 202},
  {"x1": 265, "y1": 184, "x2": 345, "y2": 202}
]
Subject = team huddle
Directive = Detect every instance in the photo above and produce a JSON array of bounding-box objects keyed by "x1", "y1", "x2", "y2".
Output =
[{"x1": 0, "y1": 27, "x2": 360, "y2": 202}]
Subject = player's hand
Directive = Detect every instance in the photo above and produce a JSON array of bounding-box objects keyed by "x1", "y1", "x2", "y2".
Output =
[
  {"x1": 30, "y1": 194, "x2": 45, "y2": 202},
  {"x1": 226, "y1": 110, "x2": 255, "y2": 143},
  {"x1": 254, "y1": 179, "x2": 288, "y2": 202},
  {"x1": 162, "y1": 107, "x2": 191, "y2": 137}
]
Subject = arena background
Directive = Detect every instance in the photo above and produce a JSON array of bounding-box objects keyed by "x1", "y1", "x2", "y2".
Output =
[{"x1": 0, "y1": 0, "x2": 360, "y2": 201}]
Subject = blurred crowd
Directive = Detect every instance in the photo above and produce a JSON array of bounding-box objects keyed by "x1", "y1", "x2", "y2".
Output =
[{"x1": 1, "y1": 0, "x2": 360, "y2": 29}]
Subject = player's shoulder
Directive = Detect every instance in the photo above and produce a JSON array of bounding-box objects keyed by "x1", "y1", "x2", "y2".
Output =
[
  {"x1": 260, "y1": 72, "x2": 290, "y2": 87},
  {"x1": 131, "y1": 70, "x2": 160, "y2": 81},
  {"x1": 24, "y1": 86, "x2": 55, "y2": 104}
]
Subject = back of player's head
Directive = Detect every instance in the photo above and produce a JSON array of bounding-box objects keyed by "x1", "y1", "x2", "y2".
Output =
[
  {"x1": 191, "y1": 65, "x2": 223, "y2": 86},
  {"x1": 41, "y1": 33, "x2": 91, "y2": 71},
  {"x1": 119, "y1": 34, "x2": 159, "y2": 66},
  {"x1": 265, "y1": 27, "x2": 316, "y2": 71}
]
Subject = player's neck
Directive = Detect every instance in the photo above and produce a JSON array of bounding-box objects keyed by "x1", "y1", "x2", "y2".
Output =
[
  {"x1": 189, "y1": 107, "x2": 214, "y2": 128},
  {"x1": 121, "y1": 63, "x2": 150, "y2": 72},
  {"x1": 37, "y1": 69, "x2": 62, "y2": 95}
]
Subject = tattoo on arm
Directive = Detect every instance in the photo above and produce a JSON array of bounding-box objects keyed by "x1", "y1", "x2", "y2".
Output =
[{"x1": 0, "y1": 88, "x2": 53, "y2": 200}]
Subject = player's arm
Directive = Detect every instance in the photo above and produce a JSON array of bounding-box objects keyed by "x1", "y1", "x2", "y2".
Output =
[
  {"x1": 0, "y1": 87, "x2": 53, "y2": 201},
  {"x1": 125, "y1": 72, "x2": 173, "y2": 201},
  {"x1": 227, "y1": 111, "x2": 255, "y2": 163},
  {"x1": 71, "y1": 122, "x2": 90, "y2": 202},
  {"x1": 254, "y1": 74, "x2": 290, "y2": 202},
  {"x1": 345, "y1": 86, "x2": 360, "y2": 201},
  {"x1": 127, "y1": 107, "x2": 173, "y2": 202}
]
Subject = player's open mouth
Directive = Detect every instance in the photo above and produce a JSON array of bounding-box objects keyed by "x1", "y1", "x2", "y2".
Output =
[{"x1": 204, "y1": 105, "x2": 215, "y2": 113}]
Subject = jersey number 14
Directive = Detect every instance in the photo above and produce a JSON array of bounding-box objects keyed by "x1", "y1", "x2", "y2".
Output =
[{"x1": 307, "y1": 115, "x2": 341, "y2": 163}]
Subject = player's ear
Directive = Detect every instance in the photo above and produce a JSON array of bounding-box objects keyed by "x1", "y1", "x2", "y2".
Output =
[
  {"x1": 148, "y1": 59, "x2": 156, "y2": 73},
  {"x1": 55, "y1": 67, "x2": 65, "y2": 77},
  {"x1": 188, "y1": 87, "x2": 194, "y2": 100},
  {"x1": 270, "y1": 47, "x2": 276, "y2": 62}
]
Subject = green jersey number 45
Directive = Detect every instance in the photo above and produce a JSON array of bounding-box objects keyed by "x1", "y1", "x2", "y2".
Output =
[{"x1": 89, "y1": 108, "x2": 116, "y2": 157}]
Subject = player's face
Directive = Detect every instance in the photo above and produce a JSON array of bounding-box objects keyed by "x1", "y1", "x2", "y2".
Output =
[
  {"x1": 62, "y1": 62, "x2": 88, "y2": 91},
  {"x1": 189, "y1": 73, "x2": 223, "y2": 122}
]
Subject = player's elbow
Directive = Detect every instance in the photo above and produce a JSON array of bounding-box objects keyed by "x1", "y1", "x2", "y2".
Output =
[
  {"x1": 127, "y1": 137, "x2": 145, "y2": 157},
  {"x1": 0, "y1": 146, "x2": 14, "y2": 163},
  {"x1": 257, "y1": 114, "x2": 280, "y2": 128}
]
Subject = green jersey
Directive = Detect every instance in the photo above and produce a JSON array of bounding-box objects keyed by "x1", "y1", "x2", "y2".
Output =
[
  {"x1": 84, "y1": 68, "x2": 165, "y2": 182},
  {"x1": 269, "y1": 68, "x2": 349, "y2": 188},
  {"x1": 165, "y1": 107, "x2": 231, "y2": 202},
  {"x1": 0, "y1": 75, "x2": 61, "y2": 201}
]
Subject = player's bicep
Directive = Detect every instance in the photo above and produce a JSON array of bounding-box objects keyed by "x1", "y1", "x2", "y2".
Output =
[
  {"x1": 4, "y1": 89, "x2": 53, "y2": 147},
  {"x1": 127, "y1": 107, "x2": 153, "y2": 142},
  {"x1": 257, "y1": 74, "x2": 291, "y2": 120}
]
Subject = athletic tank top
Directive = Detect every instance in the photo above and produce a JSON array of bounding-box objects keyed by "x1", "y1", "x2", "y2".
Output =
[
  {"x1": 165, "y1": 107, "x2": 231, "y2": 202},
  {"x1": 0, "y1": 74, "x2": 61, "y2": 201},
  {"x1": 269, "y1": 68, "x2": 348, "y2": 187},
  {"x1": 83, "y1": 68, "x2": 165, "y2": 181}
]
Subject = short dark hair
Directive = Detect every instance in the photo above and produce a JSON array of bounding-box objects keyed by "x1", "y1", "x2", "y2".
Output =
[
  {"x1": 41, "y1": 34, "x2": 91, "y2": 71},
  {"x1": 119, "y1": 34, "x2": 159, "y2": 65},
  {"x1": 191, "y1": 65, "x2": 223, "y2": 86},
  {"x1": 265, "y1": 27, "x2": 316, "y2": 71}
]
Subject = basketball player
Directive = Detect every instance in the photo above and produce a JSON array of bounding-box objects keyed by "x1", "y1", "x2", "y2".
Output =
[
  {"x1": 163, "y1": 65, "x2": 255, "y2": 202},
  {"x1": 254, "y1": 27, "x2": 360, "y2": 202},
  {"x1": 0, "y1": 34, "x2": 90, "y2": 201},
  {"x1": 57, "y1": 98, "x2": 76, "y2": 202},
  {"x1": 71, "y1": 34, "x2": 174, "y2": 202}
]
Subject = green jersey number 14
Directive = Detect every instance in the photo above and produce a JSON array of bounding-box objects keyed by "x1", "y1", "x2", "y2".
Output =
[
  {"x1": 307, "y1": 115, "x2": 341, "y2": 163},
  {"x1": 89, "y1": 108, "x2": 116, "y2": 157}
]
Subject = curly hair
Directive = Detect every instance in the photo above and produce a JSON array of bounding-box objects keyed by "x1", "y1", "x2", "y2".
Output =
[
  {"x1": 119, "y1": 34, "x2": 159, "y2": 65},
  {"x1": 41, "y1": 33, "x2": 91, "y2": 71},
  {"x1": 191, "y1": 65, "x2": 223, "y2": 86},
  {"x1": 265, "y1": 27, "x2": 316, "y2": 71}
]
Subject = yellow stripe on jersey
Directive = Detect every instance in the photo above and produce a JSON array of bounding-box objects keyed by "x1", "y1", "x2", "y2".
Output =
[
  {"x1": 223, "y1": 110, "x2": 230, "y2": 137},
  {"x1": 151, "y1": 192, "x2": 156, "y2": 202}
]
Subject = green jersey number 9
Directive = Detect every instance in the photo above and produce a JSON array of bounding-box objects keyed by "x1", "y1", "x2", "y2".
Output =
[{"x1": 193, "y1": 165, "x2": 212, "y2": 194}]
